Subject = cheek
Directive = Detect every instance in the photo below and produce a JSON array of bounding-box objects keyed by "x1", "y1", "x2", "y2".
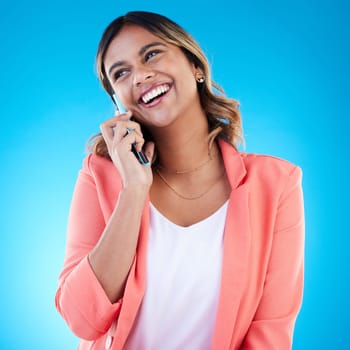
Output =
[
  {"x1": 176, "y1": 63, "x2": 198, "y2": 91},
  {"x1": 113, "y1": 86, "x2": 133, "y2": 108},
  {"x1": 180, "y1": 77, "x2": 198, "y2": 98}
]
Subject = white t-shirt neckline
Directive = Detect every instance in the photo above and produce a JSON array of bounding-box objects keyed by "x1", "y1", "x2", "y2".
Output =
[{"x1": 149, "y1": 200, "x2": 229, "y2": 230}]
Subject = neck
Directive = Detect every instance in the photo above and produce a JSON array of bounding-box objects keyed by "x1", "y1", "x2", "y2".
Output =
[{"x1": 151, "y1": 114, "x2": 215, "y2": 174}]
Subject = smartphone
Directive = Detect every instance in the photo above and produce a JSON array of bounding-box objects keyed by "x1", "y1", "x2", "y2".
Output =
[{"x1": 111, "y1": 93, "x2": 150, "y2": 166}]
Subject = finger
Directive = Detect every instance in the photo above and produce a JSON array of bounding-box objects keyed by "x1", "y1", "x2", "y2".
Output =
[
  {"x1": 100, "y1": 121, "x2": 115, "y2": 144},
  {"x1": 100, "y1": 113, "x2": 143, "y2": 151},
  {"x1": 103, "y1": 119, "x2": 141, "y2": 136},
  {"x1": 127, "y1": 123, "x2": 143, "y2": 138},
  {"x1": 112, "y1": 121, "x2": 143, "y2": 140},
  {"x1": 144, "y1": 141, "x2": 155, "y2": 162},
  {"x1": 111, "y1": 124, "x2": 138, "y2": 145},
  {"x1": 113, "y1": 110, "x2": 133, "y2": 120},
  {"x1": 119, "y1": 120, "x2": 142, "y2": 135},
  {"x1": 101, "y1": 111, "x2": 133, "y2": 130},
  {"x1": 118, "y1": 132, "x2": 145, "y2": 152}
]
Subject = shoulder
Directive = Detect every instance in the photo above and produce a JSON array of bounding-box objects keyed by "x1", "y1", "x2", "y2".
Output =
[
  {"x1": 219, "y1": 139, "x2": 302, "y2": 191},
  {"x1": 241, "y1": 153, "x2": 301, "y2": 178},
  {"x1": 81, "y1": 152, "x2": 122, "y2": 186},
  {"x1": 82, "y1": 152, "x2": 114, "y2": 172},
  {"x1": 239, "y1": 152, "x2": 302, "y2": 195}
]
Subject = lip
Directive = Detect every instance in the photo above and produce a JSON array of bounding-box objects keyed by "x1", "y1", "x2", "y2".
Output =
[{"x1": 137, "y1": 82, "x2": 172, "y2": 107}]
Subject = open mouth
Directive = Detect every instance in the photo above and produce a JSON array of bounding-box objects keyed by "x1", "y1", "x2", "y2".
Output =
[{"x1": 139, "y1": 84, "x2": 170, "y2": 105}]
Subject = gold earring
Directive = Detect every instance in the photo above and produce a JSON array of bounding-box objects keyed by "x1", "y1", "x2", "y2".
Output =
[{"x1": 195, "y1": 73, "x2": 205, "y2": 83}]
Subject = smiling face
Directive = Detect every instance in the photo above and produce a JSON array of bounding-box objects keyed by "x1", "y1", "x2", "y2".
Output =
[{"x1": 103, "y1": 24, "x2": 204, "y2": 129}]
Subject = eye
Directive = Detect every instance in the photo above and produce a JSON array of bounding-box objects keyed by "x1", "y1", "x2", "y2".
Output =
[
  {"x1": 113, "y1": 69, "x2": 129, "y2": 82},
  {"x1": 145, "y1": 49, "x2": 161, "y2": 62}
]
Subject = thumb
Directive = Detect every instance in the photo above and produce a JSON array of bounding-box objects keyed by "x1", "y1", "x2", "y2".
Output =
[{"x1": 144, "y1": 141, "x2": 155, "y2": 164}]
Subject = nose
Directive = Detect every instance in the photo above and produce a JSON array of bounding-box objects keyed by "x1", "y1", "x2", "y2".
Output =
[{"x1": 133, "y1": 65, "x2": 154, "y2": 86}]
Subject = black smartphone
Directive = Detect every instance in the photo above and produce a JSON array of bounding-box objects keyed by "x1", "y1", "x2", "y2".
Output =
[{"x1": 111, "y1": 93, "x2": 150, "y2": 166}]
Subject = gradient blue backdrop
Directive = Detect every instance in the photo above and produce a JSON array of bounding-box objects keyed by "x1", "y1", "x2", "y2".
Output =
[{"x1": 1, "y1": 0, "x2": 349, "y2": 349}]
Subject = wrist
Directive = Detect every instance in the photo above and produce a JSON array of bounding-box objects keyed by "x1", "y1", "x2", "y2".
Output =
[{"x1": 120, "y1": 183, "x2": 150, "y2": 198}]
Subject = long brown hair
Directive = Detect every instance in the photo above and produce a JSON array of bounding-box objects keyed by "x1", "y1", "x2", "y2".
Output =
[{"x1": 89, "y1": 11, "x2": 243, "y2": 160}]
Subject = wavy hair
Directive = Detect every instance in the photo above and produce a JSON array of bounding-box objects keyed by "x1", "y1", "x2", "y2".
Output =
[{"x1": 89, "y1": 11, "x2": 243, "y2": 160}]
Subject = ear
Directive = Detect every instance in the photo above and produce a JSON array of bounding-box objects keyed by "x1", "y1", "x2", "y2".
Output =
[{"x1": 194, "y1": 68, "x2": 205, "y2": 84}]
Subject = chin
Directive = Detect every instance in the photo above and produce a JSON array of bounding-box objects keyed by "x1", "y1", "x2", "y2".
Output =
[
  {"x1": 138, "y1": 111, "x2": 179, "y2": 129},
  {"x1": 145, "y1": 119, "x2": 176, "y2": 130}
]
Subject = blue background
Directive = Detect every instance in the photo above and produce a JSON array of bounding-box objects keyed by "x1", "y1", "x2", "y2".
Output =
[{"x1": 1, "y1": 0, "x2": 349, "y2": 349}]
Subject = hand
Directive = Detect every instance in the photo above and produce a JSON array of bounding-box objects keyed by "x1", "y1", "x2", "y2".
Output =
[{"x1": 100, "y1": 111, "x2": 155, "y2": 189}]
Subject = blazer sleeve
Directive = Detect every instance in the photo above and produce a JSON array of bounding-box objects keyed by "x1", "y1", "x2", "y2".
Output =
[
  {"x1": 55, "y1": 155, "x2": 122, "y2": 341},
  {"x1": 242, "y1": 166, "x2": 305, "y2": 349}
]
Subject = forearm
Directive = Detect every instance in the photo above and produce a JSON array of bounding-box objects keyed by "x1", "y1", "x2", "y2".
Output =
[{"x1": 89, "y1": 185, "x2": 149, "y2": 303}]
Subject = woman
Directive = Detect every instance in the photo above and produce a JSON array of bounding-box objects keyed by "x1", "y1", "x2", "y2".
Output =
[{"x1": 55, "y1": 11, "x2": 304, "y2": 350}]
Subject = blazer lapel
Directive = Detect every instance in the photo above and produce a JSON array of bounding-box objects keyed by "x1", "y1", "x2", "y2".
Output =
[{"x1": 212, "y1": 140, "x2": 251, "y2": 350}]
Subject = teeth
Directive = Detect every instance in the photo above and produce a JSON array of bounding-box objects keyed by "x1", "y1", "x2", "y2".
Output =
[{"x1": 142, "y1": 84, "x2": 169, "y2": 104}]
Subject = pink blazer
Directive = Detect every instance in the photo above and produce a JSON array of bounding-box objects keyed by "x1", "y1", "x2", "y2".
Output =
[{"x1": 55, "y1": 139, "x2": 304, "y2": 350}]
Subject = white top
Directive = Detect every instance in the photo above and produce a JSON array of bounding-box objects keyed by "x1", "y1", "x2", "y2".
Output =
[{"x1": 124, "y1": 201, "x2": 228, "y2": 350}]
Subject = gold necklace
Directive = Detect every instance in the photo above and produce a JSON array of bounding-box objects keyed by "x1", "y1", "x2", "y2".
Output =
[
  {"x1": 155, "y1": 168, "x2": 225, "y2": 200},
  {"x1": 156, "y1": 150, "x2": 216, "y2": 174}
]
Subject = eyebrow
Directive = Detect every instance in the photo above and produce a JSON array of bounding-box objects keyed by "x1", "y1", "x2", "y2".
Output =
[{"x1": 107, "y1": 41, "x2": 166, "y2": 76}]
